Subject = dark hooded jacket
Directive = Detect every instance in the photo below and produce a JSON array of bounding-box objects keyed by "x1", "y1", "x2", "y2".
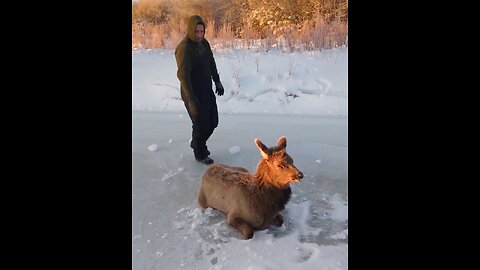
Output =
[{"x1": 175, "y1": 16, "x2": 220, "y2": 112}]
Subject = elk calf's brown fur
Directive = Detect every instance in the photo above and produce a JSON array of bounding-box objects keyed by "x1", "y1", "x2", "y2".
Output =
[{"x1": 197, "y1": 136, "x2": 303, "y2": 239}]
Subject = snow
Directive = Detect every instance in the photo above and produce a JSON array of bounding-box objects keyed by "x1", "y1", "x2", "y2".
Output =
[
  {"x1": 132, "y1": 47, "x2": 347, "y2": 117},
  {"x1": 228, "y1": 146, "x2": 241, "y2": 155},
  {"x1": 148, "y1": 144, "x2": 159, "y2": 152}
]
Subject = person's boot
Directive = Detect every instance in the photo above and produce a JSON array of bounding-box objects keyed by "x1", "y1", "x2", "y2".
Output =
[
  {"x1": 196, "y1": 156, "x2": 214, "y2": 165},
  {"x1": 194, "y1": 146, "x2": 213, "y2": 165}
]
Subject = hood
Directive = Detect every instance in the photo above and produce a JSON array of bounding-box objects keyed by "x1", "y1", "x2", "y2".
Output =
[{"x1": 186, "y1": 15, "x2": 205, "y2": 42}]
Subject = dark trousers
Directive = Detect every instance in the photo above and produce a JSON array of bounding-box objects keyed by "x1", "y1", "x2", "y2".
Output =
[
  {"x1": 184, "y1": 98, "x2": 218, "y2": 159},
  {"x1": 190, "y1": 122, "x2": 215, "y2": 159}
]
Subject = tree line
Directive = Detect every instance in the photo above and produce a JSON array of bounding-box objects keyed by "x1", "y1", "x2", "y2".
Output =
[{"x1": 132, "y1": 0, "x2": 348, "y2": 51}]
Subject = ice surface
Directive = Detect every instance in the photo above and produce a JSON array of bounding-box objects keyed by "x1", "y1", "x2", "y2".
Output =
[{"x1": 132, "y1": 112, "x2": 347, "y2": 270}]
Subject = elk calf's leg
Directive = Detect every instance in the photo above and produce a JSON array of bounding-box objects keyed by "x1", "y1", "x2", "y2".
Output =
[
  {"x1": 197, "y1": 188, "x2": 208, "y2": 209},
  {"x1": 272, "y1": 214, "x2": 284, "y2": 226},
  {"x1": 228, "y1": 213, "x2": 254, "y2": 239}
]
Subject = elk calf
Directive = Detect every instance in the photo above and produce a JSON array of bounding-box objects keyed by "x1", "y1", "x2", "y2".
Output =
[{"x1": 197, "y1": 136, "x2": 303, "y2": 239}]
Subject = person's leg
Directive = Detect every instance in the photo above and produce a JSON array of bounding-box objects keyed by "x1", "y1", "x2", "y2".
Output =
[
  {"x1": 192, "y1": 109, "x2": 213, "y2": 164},
  {"x1": 183, "y1": 99, "x2": 210, "y2": 162},
  {"x1": 193, "y1": 138, "x2": 213, "y2": 164},
  {"x1": 203, "y1": 129, "x2": 213, "y2": 156},
  {"x1": 191, "y1": 122, "x2": 208, "y2": 159},
  {"x1": 204, "y1": 100, "x2": 219, "y2": 155}
]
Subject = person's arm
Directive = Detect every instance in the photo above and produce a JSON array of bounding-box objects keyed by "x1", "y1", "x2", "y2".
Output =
[
  {"x1": 204, "y1": 40, "x2": 220, "y2": 83},
  {"x1": 205, "y1": 40, "x2": 224, "y2": 96},
  {"x1": 175, "y1": 43, "x2": 199, "y2": 103}
]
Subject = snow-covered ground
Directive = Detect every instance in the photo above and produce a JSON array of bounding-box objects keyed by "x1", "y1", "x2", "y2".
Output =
[{"x1": 132, "y1": 47, "x2": 347, "y2": 117}]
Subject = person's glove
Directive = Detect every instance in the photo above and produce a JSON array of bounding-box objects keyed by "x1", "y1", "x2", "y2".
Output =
[{"x1": 215, "y1": 81, "x2": 224, "y2": 96}]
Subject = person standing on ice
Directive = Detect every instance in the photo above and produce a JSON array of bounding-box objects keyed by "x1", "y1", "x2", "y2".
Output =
[{"x1": 175, "y1": 15, "x2": 224, "y2": 165}]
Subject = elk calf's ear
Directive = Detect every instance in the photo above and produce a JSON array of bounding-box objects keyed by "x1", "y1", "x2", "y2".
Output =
[
  {"x1": 255, "y1": 138, "x2": 270, "y2": 159},
  {"x1": 276, "y1": 136, "x2": 287, "y2": 149}
]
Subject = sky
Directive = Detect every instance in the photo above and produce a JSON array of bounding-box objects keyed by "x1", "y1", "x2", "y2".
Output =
[{"x1": 132, "y1": 46, "x2": 348, "y2": 270}]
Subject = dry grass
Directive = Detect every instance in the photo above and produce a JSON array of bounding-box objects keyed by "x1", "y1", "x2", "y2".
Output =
[
  {"x1": 132, "y1": 14, "x2": 347, "y2": 51},
  {"x1": 132, "y1": 0, "x2": 348, "y2": 51}
]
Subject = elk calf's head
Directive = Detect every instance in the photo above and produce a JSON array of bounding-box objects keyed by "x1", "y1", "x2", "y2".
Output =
[{"x1": 255, "y1": 136, "x2": 303, "y2": 188}]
